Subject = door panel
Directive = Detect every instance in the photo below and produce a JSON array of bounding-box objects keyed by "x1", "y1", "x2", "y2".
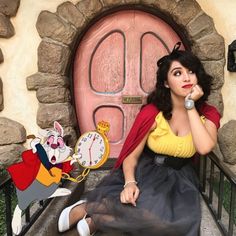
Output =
[{"x1": 74, "y1": 10, "x2": 184, "y2": 158}]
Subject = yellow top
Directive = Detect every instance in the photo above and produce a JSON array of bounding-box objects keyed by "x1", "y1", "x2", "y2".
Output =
[{"x1": 147, "y1": 112, "x2": 205, "y2": 158}]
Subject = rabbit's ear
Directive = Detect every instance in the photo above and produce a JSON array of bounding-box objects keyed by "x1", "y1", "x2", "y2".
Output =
[{"x1": 54, "y1": 121, "x2": 64, "y2": 137}]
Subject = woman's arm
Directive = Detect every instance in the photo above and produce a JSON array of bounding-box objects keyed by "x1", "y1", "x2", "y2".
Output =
[
  {"x1": 120, "y1": 122, "x2": 156, "y2": 206},
  {"x1": 187, "y1": 108, "x2": 217, "y2": 155},
  {"x1": 186, "y1": 84, "x2": 218, "y2": 155}
]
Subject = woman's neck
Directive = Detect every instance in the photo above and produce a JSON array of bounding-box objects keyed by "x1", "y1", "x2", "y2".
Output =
[{"x1": 171, "y1": 94, "x2": 185, "y2": 111}]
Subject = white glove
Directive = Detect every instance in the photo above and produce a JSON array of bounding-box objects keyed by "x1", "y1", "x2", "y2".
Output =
[
  {"x1": 30, "y1": 138, "x2": 41, "y2": 153},
  {"x1": 70, "y1": 153, "x2": 81, "y2": 165}
]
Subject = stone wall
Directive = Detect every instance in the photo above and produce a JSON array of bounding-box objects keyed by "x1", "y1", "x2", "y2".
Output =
[
  {"x1": 0, "y1": 0, "x2": 21, "y2": 111},
  {"x1": 0, "y1": 117, "x2": 26, "y2": 170},
  {"x1": 0, "y1": 0, "x2": 23, "y2": 170},
  {"x1": 26, "y1": 0, "x2": 225, "y2": 147}
]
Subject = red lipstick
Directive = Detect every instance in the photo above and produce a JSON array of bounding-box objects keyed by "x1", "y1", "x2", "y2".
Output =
[{"x1": 182, "y1": 84, "x2": 193, "y2": 88}]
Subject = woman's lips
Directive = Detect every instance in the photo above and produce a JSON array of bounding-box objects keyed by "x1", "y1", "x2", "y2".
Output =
[{"x1": 182, "y1": 84, "x2": 193, "y2": 88}]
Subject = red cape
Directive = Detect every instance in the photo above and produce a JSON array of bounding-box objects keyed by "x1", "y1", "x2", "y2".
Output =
[
  {"x1": 7, "y1": 149, "x2": 72, "y2": 191},
  {"x1": 114, "y1": 103, "x2": 220, "y2": 169}
]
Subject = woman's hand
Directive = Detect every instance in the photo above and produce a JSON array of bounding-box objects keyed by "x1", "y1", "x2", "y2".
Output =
[
  {"x1": 186, "y1": 84, "x2": 204, "y2": 101},
  {"x1": 120, "y1": 183, "x2": 140, "y2": 207}
]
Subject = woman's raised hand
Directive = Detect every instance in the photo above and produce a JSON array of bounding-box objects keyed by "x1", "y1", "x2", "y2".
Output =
[
  {"x1": 186, "y1": 84, "x2": 204, "y2": 101},
  {"x1": 120, "y1": 182, "x2": 140, "y2": 207}
]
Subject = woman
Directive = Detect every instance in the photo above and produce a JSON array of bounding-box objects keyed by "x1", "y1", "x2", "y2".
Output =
[{"x1": 58, "y1": 42, "x2": 220, "y2": 236}]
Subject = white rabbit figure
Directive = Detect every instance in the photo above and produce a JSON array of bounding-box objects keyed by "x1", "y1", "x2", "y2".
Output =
[{"x1": 8, "y1": 121, "x2": 74, "y2": 235}]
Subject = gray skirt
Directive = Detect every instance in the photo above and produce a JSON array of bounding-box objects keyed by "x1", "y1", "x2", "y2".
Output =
[{"x1": 84, "y1": 150, "x2": 200, "y2": 236}]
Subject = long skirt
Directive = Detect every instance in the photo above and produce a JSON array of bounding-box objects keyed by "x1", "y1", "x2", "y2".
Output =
[{"x1": 84, "y1": 150, "x2": 200, "y2": 236}]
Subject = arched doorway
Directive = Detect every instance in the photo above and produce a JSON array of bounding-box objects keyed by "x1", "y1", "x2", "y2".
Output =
[{"x1": 73, "y1": 10, "x2": 184, "y2": 158}]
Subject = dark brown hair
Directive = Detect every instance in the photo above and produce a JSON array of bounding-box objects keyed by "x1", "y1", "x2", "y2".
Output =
[{"x1": 147, "y1": 47, "x2": 212, "y2": 120}]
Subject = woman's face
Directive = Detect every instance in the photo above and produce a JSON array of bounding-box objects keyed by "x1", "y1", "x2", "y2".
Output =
[{"x1": 166, "y1": 60, "x2": 198, "y2": 98}]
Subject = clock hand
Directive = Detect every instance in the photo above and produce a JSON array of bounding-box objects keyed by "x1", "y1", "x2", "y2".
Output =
[{"x1": 88, "y1": 135, "x2": 96, "y2": 166}]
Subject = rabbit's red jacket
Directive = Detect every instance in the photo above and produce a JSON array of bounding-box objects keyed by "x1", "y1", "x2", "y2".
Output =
[{"x1": 7, "y1": 149, "x2": 72, "y2": 191}]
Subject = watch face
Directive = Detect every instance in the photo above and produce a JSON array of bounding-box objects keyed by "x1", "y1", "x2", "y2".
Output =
[
  {"x1": 75, "y1": 131, "x2": 106, "y2": 168},
  {"x1": 185, "y1": 99, "x2": 195, "y2": 110}
]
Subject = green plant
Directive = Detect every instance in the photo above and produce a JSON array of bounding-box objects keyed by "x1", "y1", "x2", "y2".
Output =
[{"x1": 212, "y1": 177, "x2": 236, "y2": 225}]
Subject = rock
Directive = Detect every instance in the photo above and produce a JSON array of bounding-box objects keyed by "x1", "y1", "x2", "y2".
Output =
[
  {"x1": 63, "y1": 126, "x2": 78, "y2": 148},
  {"x1": 0, "y1": 117, "x2": 26, "y2": 145},
  {"x1": 187, "y1": 12, "x2": 215, "y2": 40},
  {"x1": 202, "y1": 59, "x2": 225, "y2": 90},
  {"x1": 0, "y1": 78, "x2": 3, "y2": 111},
  {"x1": 57, "y1": 2, "x2": 86, "y2": 29},
  {"x1": 207, "y1": 89, "x2": 224, "y2": 116},
  {"x1": 192, "y1": 33, "x2": 225, "y2": 61},
  {"x1": 76, "y1": 0, "x2": 103, "y2": 20},
  {"x1": 36, "y1": 11, "x2": 76, "y2": 45},
  {"x1": 0, "y1": 144, "x2": 25, "y2": 168},
  {"x1": 172, "y1": 0, "x2": 202, "y2": 25},
  {"x1": 38, "y1": 40, "x2": 71, "y2": 75},
  {"x1": 26, "y1": 72, "x2": 69, "y2": 90},
  {"x1": 36, "y1": 87, "x2": 71, "y2": 103},
  {"x1": 0, "y1": 48, "x2": 3, "y2": 63},
  {"x1": 37, "y1": 103, "x2": 76, "y2": 128},
  {"x1": 0, "y1": 13, "x2": 14, "y2": 38},
  {"x1": 218, "y1": 120, "x2": 236, "y2": 164},
  {"x1": 0, "y1": 0, "x2": 21, "y2": 17}
]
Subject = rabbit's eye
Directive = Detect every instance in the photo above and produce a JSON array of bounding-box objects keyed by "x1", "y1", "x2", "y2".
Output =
[
  {"x1": 46, "y1": 135, "x2": 54, "y2": 145},
  {"x1": 57, "y1": 137, "x2": 64, "y2": 148}
]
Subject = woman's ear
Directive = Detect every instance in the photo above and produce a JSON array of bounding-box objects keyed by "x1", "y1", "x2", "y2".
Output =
[{"x1": 164, "y1": 82, "x2": 169, "y2": 88}]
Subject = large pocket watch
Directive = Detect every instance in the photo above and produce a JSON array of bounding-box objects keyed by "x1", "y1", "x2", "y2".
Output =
[{"x1": 75, "y1": 121, "x2": 110, "y2": 169}]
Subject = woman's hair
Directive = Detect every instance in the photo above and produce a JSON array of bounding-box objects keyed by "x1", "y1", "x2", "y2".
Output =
[{"x1": 147, "y1": 44, "x2": 212, "y2": 120}]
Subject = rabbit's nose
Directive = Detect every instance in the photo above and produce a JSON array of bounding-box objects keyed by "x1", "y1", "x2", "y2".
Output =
[{"x1": 51, "y1": 144, "x2": 58, "y2": 149}]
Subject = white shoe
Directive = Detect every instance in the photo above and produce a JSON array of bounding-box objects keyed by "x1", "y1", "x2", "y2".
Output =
[
  {"x1": 58, "y1": 199, "x2": 87, "y2": 232},
  {"x1": 77, "y1": 216, "x2": 95, "y2": 236}
]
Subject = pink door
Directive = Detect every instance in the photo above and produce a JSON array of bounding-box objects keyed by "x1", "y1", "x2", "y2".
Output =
[{"x1": 74, "y1": 10, "x2": 184, "y2": 158}]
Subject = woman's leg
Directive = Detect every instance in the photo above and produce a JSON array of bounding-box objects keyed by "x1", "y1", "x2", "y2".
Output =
[{"x1": 69, "y1": 203, "x2": 87, "y2": 226}]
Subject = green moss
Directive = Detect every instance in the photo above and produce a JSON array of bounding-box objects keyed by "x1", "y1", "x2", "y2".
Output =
[{"x1": 212, "y1": 177, "x2": 236, "y2": 225}]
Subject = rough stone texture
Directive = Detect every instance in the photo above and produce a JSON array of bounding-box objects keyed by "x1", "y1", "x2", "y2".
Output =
[
  {"x1": 207, "y1": 89, "x2": 224, "y2": 116},
  {"x1": 36, "y1": 87, "x2": 71, "y2": 103},
  {"x1": 152, "y1": 0, "x2": 178, "y2": 14},
  {"x1": 84, "y1": 169, "x2": 110, "y2": 192},
  {"x1": 36, "y1": 11, "x2": 77, "y2": 45},
  {"x1": 0, "y1": 48, "x2": 3, "y2": 63},
  {"x1": 37, "y1": 103, "x2": 76, "y2": 128},
  {"x1": 202, "y1": 59, "x2": 225, "y2": 90},
  {"x1": 212, "y1": 143, "x2": 224, "y2": 161},
  {"x1": 218, "y1": 120, "x2": 236, "y2": 164},
  {"x1": 200, "y1": 196, "x2": 222, "y2": 236},
  {"x1": 0, "y1": 78, "x2": 3, "y2": 111},
  {"x1": 64, "y1": 126, "x2": 78, "y2": 148},
  {"x1": 192, "y1": 33, "x2": 225, "y2": 61},
  {"x1": 187, "y1": 12, "x2": 215, "y2": 40},
  {"x1": 0, "y1": 13, "x2": 14, "y2": 38},
  {"x1": 76, "y1": 0, "x2": 103, "y2": 20},
  {"x1": 102, "y1": 0, "x2": 125, "y2": 7},
  {"x1": 124, "y1": 0, "x2": 140, "y2": 4},
  {"x1": 26, "y1": 72, "x2": 69, "y2": 90},
  {"x1": 38, "y1": 40, "x2": 71, "y2": 75},
  {"x1": 57, "y1": 1, "x2": 86, "y2": 29},
  {"x1": 172, "y1": 0, "x2": 202, "y2": 26},
  {"x1": 0, "y1": 0, "x2": 20, "y2": 17},
  {"x1": 0, "y1": 144, "x2": 25, "y2": 168},
  {"x1": 0, "y1": 117, "x2": 26, "y2": 145}
]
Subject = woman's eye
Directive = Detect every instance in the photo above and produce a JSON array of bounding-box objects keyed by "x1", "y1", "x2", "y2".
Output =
[
  {"x1": 189, "y1": 70, "x2": 194, "y2": 74},
  {"x1": 174, "y1": 71, "x2": 181, "y2": 76}
]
